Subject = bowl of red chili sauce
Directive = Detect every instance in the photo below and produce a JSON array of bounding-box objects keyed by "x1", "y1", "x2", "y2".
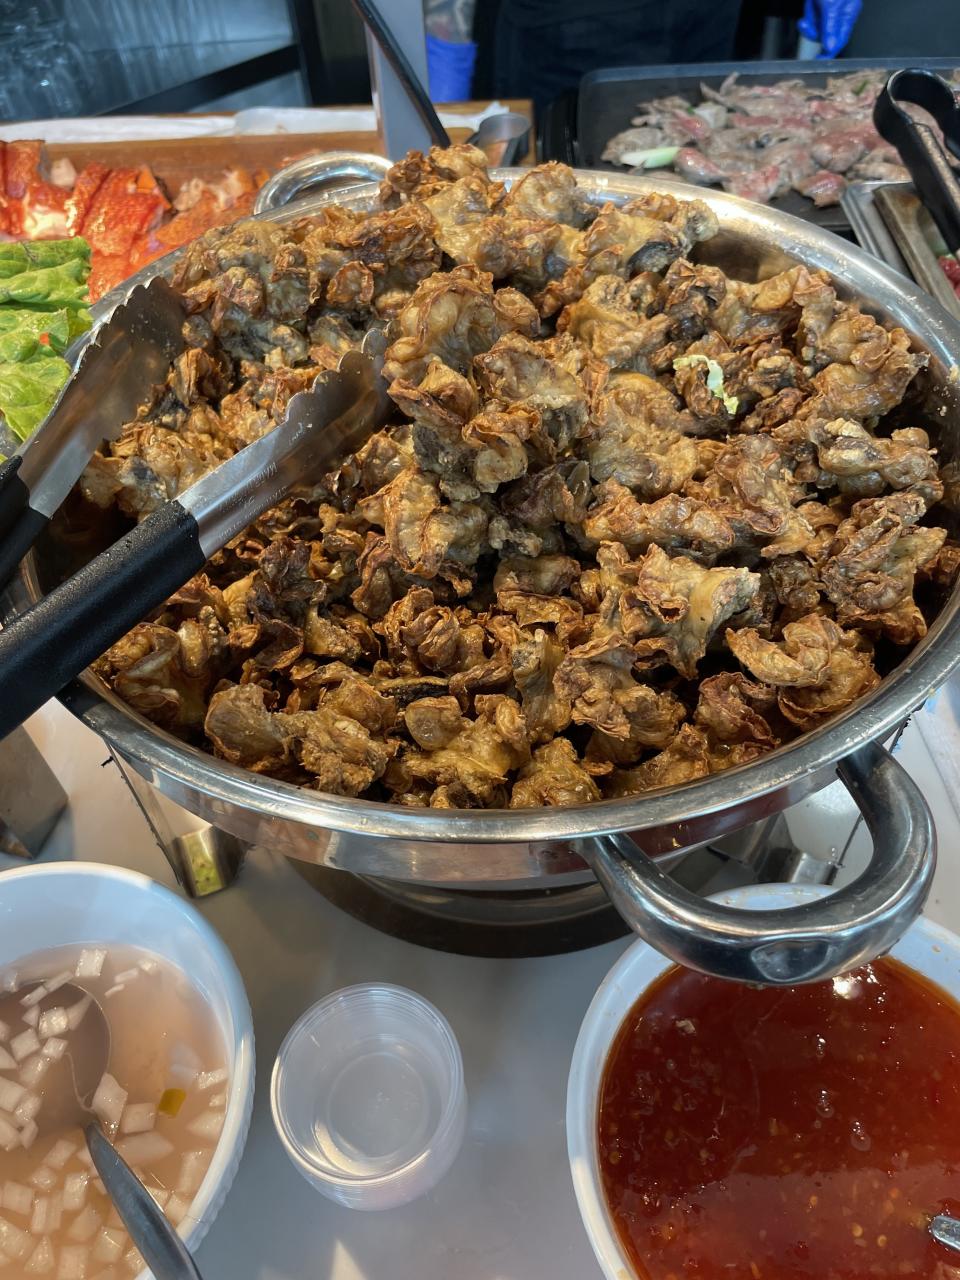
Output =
[{"x1": 567, "y1": 883, "x2": 960, "y2": 1280}]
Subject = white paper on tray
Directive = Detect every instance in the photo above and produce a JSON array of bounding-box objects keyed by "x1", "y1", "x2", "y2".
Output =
[{"x1": 0, "y1": 102, "x2": 509, "y2": 145}]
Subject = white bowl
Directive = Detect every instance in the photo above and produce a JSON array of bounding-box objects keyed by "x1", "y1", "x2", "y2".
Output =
[
  {"x1": 0, "y1": 861, "x2": 255, "y2": 1272},
  {"x1": 567, "y1": 884, "x2": 960, "y2": 1280}
]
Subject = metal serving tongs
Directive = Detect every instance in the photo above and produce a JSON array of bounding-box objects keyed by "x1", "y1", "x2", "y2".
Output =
[
  {"x1": 0, "y1": 278, "x2": 188, "y2": 590},
  {"x1": 0, "y1": 328, "x2": 391, "y2": 741},
  {"x1": 874, "y1": 68, "x2": 960, "y2": 256}
]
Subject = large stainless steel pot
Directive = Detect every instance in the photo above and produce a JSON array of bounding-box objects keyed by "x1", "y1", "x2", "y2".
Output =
[{"x1": 7, "y1": 163, "x2": 960, "y2": 985}]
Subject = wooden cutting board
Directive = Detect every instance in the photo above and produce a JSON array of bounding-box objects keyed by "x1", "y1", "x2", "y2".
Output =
[{"x1": 41, "y1": 101, "x2": 534, "y2": 193}]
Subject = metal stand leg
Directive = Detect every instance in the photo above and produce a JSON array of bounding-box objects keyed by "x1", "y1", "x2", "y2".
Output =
[
  {"x1": 108, "y1": 749, "x2": 247, "y2": 897},
  {"x1": 0, "y1": 727, "x2": 68, "y2": 858},
  {"x1": 669, "y1": 813, "x2": 841, "y2": 897}
]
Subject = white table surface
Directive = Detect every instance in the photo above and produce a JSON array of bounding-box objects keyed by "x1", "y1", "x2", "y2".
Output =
[{"x1": 4, "y1": 698, "x2": 960, "y2": 1280}]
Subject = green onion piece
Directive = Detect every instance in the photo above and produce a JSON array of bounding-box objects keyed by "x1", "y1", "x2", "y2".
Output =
[
  {"x1": 673, "y1": 354, "x2": 740, "y2": 415},
  {"x1": 618, "y1": 146, "x2": 682, "y2": 170}
]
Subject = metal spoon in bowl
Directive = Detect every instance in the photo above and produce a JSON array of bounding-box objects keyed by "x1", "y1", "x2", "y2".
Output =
[
  {"x1": 931, "y1": 1214, "x2": 960, "y2": 1251},
  {"x1": 0, "y1": 981, "x2": 203, "y2": 1280}
]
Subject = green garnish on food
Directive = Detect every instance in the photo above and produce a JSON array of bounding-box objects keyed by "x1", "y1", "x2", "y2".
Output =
[
  {"x1": 159, "y1": 1087, "x2": 187, "y2": 1118},
  {"x1": 853, "y1": 79, "x2": 870, "y2": 95},
  {"x1": 0, "y1": 238, "x2": 91, "y2": 444},
  {"x1": 673, "y1": 353, "x2": 740, "y2": 415}
]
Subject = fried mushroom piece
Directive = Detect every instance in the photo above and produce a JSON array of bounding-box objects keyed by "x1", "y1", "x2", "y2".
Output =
[
  {"x1": 579, "y1": 193, "x2": 718, "y2": 278},
  {"x1": 584, "y1": 372, "x2": 699, "y2": 498},
  {"x1": 555, "y1": 634, "x2": 685, "y2": 758},
  {"x1": 558, "y1": 275, "x2": 672, "y2": 370},
  {"x1": 397, "y1": 694, "x2": 531, "y2": 806},
  {"x1": 775, "y1": 418, "x2": 943, "y2": 505},
  {"x1": 820, "y1": 494, "x2": 946, "y2": 644},
  {"x1": 714, "y1": 265, "x2": 835, "y2": 348},
  {"x1": 726, "y1": 613, "x2": 880, "y2": 729},
  {"x1": 474, "y1": 331, "x2": 590, "y2": 450},
  {"x1": 94, "y1": 622, "x2": 221, "y2": 731},
  {"x1": 580, "y1": 542, "x2": 761, "y2": 678},
  {"x1": 503, "y1": 162, "x2": 596, "y2": 229},
  {"x1": 690, "y1": 434, "x2": 815, "y2": 558},
  {"x1": 204, "y1": 681, "x2": 396, "y2": 794},
  {"x1": 357, "y1": 468, "x2": 488, "y2": 578},
  {"x1": 378, "y1": 143, "x2": 492, "y2": 204},
  {"x1": 510, "y1": 739, "x2": 601, "y2": 808},
  {"x1": 582, "y1": 481, "x2": 737, "y2": 562},
  {"x1": 383, "y1": 265, "x2": 539, "y2": 388}
]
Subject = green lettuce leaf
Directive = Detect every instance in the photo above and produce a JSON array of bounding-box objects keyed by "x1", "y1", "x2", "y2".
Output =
[
  {"x1": 0, "y1": 239, "x2": 91, "y2": 280},
  {"x1": 0, "y1": 258, "x2": 89, "y2": 311},
  {"x1": 0, "y1": 308, "x2": 73, "y2": 354},
  {"x1": 0, "y1": 346, "x2": 71, "y2": 442}
]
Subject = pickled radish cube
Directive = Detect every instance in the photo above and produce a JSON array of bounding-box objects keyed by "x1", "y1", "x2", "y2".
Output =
[
  {"x1": 91, "y1": 1075, "x2": 126, "y2": 1133},
  {"x1": 176, "y1": 1151, "x2": 205, "y2": 1194},
  {"x1": 122, "y1": 1247, "x2": 142, "y2": 1275},
  {"x1": 147, "y1": 1188, "x2": 169, "y2": 1209},
  {"x1": 22, "y1": 1008, "x2": 39, "y2": 1029},
  {"x1": 31, "y1": 1195, "x2": 62, "y2": 1235},
  {"x1": 195, "y1": 1068, "x2": 228, "y2": 1091},
  {"x1": 0, "y1": 1047, "x2": 15, "y2": 1072},
  {"x1": 186, "y1": 1110, "x2": 223, "y2": 1141},
  {"x1": 0, "y1": 1117, "x2": 18, "y2": 1152},
  {"x1": 62, "y1": 1173, "x2": 89, "y2": 1212},
  {"x1": 1, "y1": 1183, "x2": 32, "y2": 1217},
  {"x1": 24, "y1": 1234, "x2": 54, "y2": 1274},
  {"x1": 10, "y1": 1030, "x2": 39, "y2": 1062},
  {"x1": 41, "y1": 1039, "x2": 66, "y2": 1062},
  {"x1": 113, "y1": 970, "x2": 139, "y2": 986},
  {"x1": 0, "y1": 1214, "x2": 31, "y2": 1259},
  {"x1": 47, "y1": 1139, "x2": 77, "y2": 1170},
  {"x1": 166, "y1": 1193, "x2": 189, "y2": 1226},
  {"x1": 76, "y1": 1146, "x2": 93, "y2": 1169},
  {"x1": 115, "y1": 1133, "x2": 173, "y2": 1167},
  {"x1": 14, "y1": 1094, "x2": 40, "y2": 1125},
  {"x1": 56, "y1": 1244, "x2": 88, "y2": 1278},
  {"x1": 38, "y1": 1009, "x2": 68, "y2": 1040},
  {"x1": 0, "y1": 1080, "x2": 25, "y2": 1113},
  {"x1": 28, "y1": 1168, "x2": 56, "y2": 1192},
  {"x1": 75, "y1": 950, "x2": 106, "y2": 981},
  {"x1": 0, "y1": 1021, "x2": 7, "y2": 1043},
  {"x1": 119, "y1": 1103, "x2": 155, "y2": 1135},
  {"x1": 169, "y1": 1044, "x2": 202, "y2": 1089},
  {"x1": 19, "y1": 988, "x2": 45, "y2": 1010},
  {"x1": 19, "y1": 1056, "x2": 50, "y2": 1090},
  {"x1": 105, "y1": 1204, "x2": 121, "y2": 1230},
  {"x1": 138, "y1": 957, "x2": 159, "y2": 975},
  {"x1": 43, "y1": 972, "x2": 71, "y2": 998},
  {"x1": 91, "y1": 1228, "x2": 123, "y2": 1263},
  {"x1": 209, "y1": 1093, "x2": 226, "y2": 1110},
  {"x1": 19, "y1": 1121, "x2": 38, "y2": 1150},
  {"x1": 66, "y1": 998, "x2": 91, "y2": 1032},
  {"x1": 68, "y1": 1206, "x2": 101, "y2": 1243},
  {"x1": 103, "y1": 988, "x2": 124, "y2": 1001}
]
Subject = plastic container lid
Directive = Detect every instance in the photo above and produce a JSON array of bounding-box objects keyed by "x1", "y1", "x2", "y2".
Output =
[{"x1": 271, "y1": 983, "x2": 467, "y2": 1210}]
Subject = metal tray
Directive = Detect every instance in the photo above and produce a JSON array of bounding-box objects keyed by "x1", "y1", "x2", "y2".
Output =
[
  {"x1": 573, "y1": 57, "x2": 960, "y2": 232},
  {"x1": 842, "y1": 179, "x2": 960, "y2": 321}
]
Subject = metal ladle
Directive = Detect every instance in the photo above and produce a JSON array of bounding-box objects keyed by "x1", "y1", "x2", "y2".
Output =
[{"x1": 0, "y1": 981, "x2": 203, "y2": 1280}]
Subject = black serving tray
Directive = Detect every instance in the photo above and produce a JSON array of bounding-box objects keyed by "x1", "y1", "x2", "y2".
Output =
[{"x1": 540, "y1": 57, "x2": 960, "y2": 233}]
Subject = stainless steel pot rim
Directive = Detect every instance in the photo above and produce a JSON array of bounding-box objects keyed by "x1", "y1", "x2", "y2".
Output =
[{"x1": 16, "y1": 168, "x2": 960, "y2": 845}]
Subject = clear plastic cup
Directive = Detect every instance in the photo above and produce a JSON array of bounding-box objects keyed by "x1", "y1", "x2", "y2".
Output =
[{"x1": 271, "y1": 983, "x2": 467, "y2": 1210}]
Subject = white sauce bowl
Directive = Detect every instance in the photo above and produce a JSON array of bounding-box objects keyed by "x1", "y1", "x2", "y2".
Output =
[
  {"x1": 0, "y1": 861, "x2": 255, "y2": 1273},
  {"x1": 566, "y1": 883, "x2": 960, "y2": 1280}
]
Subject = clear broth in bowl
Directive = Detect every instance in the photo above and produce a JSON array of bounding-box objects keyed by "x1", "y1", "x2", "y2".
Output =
[{"x1": 0, "y1": 943, "x2": 228, "y2": 1278}]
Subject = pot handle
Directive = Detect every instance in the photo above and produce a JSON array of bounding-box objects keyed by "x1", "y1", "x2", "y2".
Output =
[
  {"x1": 577, "y1": 741, "x2": 935, "y2": 985},
  {"x1": 253, "y1": 151, "x2": 393, "y2": 215}
]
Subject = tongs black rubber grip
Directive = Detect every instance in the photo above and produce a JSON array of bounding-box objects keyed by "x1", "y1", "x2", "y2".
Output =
[
  {"x1": 0, "y1": 501, "x2": 205, "y2": 741},
  {"x1": 874, "y1": 68, "x2": 960, "y2": 256}
]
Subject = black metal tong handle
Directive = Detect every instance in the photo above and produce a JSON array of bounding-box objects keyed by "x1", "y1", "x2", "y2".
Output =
[
  {"x1": 874, "y1": 68, "x2": 960, "y2": 256},
  {"x1": 0, "y1": 502, "x2": 205, "y2": 740}
]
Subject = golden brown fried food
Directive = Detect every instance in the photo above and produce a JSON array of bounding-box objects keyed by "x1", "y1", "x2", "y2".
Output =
[{"x1": 87, "y1": 148, "x2": 955, "y2": 808}]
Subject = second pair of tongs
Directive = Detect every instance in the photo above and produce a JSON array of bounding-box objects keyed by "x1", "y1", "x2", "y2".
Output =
[
  {"x1": 874, "y1": 68, "x2": 960, "y2": 256},
  {"x1": 0, "y1": 330, "x2": 390, "y2": 741}
]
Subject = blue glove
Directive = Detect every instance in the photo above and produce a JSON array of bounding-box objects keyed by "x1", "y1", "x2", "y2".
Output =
[{"x1": 798, "y1": 0, "x2": 862, "y2": 57}]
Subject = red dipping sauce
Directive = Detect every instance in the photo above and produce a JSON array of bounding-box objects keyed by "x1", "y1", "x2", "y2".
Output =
[{"x1": 598, "y1": 956, "x2": 960, "y2": 1279}]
